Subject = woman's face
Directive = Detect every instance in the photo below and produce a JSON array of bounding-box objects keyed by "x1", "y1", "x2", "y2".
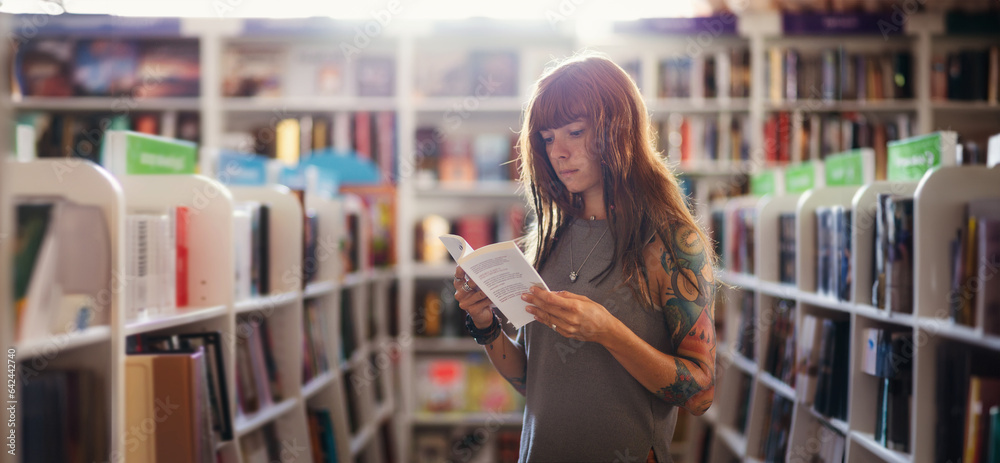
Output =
[{"x1": 539, "y1": 119, "x2": 603, "y2": 198}]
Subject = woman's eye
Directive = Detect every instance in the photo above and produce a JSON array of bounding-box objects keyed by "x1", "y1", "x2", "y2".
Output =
[
  {"x1": 570, "y1": 130, "x2": 584, "y2": 137},
  {"x1": 542, "y1": 137, "x2": 554, "y2": 144}
]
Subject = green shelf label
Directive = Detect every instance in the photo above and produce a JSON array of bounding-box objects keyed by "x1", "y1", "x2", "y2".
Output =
[
  {"x1": 784, "y1": 162, "x2": 816, "y2": 193},
  {"x1": 125, "y1": 132, "x2": 197, "y2": 175},
  {"x1": 887, "y1": 132, "x2": 952, "y2": 182},
  {"x1": 825, "y1": 149, "x2": 870, "y2": 186},
  {"x1": 751, "y1": 171, "x2": 777, "y2": 196}
]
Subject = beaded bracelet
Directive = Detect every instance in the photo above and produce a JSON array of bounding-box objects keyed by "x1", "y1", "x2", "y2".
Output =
[{"x1": 465, "y1": 312, "x2": 501, "y2": 345}]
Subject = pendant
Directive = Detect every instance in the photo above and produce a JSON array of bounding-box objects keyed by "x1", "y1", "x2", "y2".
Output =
[{"x1": 569, "y1": 271, "x2": 578, "y2": 282}]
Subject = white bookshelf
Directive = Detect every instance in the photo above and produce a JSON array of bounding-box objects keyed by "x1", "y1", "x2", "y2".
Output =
[
  {"x1": 2, "y1": 10, "x2": 999, "y2": 463},
  {"x1": 0, "y1": 154, "x2": 399, "y2": 462},
  {"x1": 701, "y1": 165, "x2": 1000, "y2": 462},
  {"x1": 2, "y1": 160, "x2": 126, "y2": 463}
]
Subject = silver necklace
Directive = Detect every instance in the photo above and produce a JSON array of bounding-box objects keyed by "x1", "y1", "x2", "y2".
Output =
[{"x1": 569, "y1": 219, "x2": 609, "y2": 283}]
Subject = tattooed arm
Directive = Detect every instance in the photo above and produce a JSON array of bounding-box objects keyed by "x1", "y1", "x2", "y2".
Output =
[{"x1": 520, "y1": 224, "x2": 716, "y2": 413}]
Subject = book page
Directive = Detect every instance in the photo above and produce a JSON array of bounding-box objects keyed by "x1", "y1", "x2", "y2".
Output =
[
  {"x1": 438, "y1": 234, "x2": 473, "y2": 262},
  {"x1": 456, "y1": 241, "x2": 546, "y2": 329}
]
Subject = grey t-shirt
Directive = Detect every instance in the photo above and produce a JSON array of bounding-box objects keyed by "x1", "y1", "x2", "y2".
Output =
[{"x1": 517, "y1": 218, "x2": 677, "y2": 463}]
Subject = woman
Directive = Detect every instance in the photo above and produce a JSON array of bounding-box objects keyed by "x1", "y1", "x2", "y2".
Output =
[{"x1": 454, "y1": 52, "x2": 717, "y2": 463}]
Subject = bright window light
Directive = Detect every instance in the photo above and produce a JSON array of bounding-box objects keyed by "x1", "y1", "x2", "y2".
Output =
[
  {"x1": 0, "y1": 0, "x2": 65, "y2": 15},
  {"x1": 49, "y1": 0, "x2": 712, "y2": 20}
]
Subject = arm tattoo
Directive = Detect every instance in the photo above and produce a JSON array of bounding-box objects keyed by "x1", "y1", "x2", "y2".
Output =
[
  {"x1": 655, "y1": 359, "x2": 702, "y2": 403},
  {"x1": 661, "y1": 224, "x2": 714, "y2": 349},
  {"x1": 505, "y1": 373, "x2": 527, "y2": 396}
]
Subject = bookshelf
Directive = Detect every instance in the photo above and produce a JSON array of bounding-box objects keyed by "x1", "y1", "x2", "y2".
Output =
[
  {"x1": 1, "y1": 8, "x2": 998, "y2": 463},
  {"x1": 699, "y1": 164, "x2": 1000, "y2": 462},
  {"x1": 0, "y1": 149, "x2": 401, "y2": 462}
]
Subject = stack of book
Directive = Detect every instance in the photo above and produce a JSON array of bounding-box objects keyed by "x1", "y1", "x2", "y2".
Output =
[
  {"x1": 815, "y1": 206, "x2": 852, "y2": 302},
  {"x1": 872, "y1": 194, "x2": 914, "y2": 313},
  {"x1": 861, "y1": 328, "x2": 913, "y2": 452}
]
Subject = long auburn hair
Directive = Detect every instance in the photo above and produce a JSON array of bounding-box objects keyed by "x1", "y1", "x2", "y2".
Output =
[{"x1": 517, "y1": 52, "x2": 716, "y2": 307}]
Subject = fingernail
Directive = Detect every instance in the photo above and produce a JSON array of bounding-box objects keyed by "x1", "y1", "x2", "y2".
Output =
[
  {"x1": 521, "y1": 294, "x2": 530, "y2": 301},
  {"x1": 525, "y1": 307, "x2": 533, "y2": 314}
]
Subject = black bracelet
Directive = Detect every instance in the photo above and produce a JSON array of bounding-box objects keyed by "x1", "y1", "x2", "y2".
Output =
[{"x1": 465, "y1": 312, "x2": 502, "y2": 345}]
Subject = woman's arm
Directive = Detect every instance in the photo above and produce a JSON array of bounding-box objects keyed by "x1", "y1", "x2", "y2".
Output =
[
  {"x1": 454, "y1": 267, "x2": 529, "y2": 396},
  {"x1": 522, "y1": 225, "x2": 716, "y2": 415}
]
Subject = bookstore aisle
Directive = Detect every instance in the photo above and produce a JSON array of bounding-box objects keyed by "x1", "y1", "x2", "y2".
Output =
[
  {"x1": 3, "y1": 3, "x2": 1000, "y2": 463},
  {"x1": 2, "y1": 127, "x2": 404, "y2": 463}
]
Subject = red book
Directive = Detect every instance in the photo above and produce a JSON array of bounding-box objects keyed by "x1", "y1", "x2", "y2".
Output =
[
  {"x1": 353, "y1": 111, "x2": 372, "y2": 160},
  {"x1": 175, "y1": 206, "x2": 189, "y2": 307},
  {"x1": 680, "y1": 117, "x2": 691, "y2": 163},
  {"x1": 456, "y1": 216, "x2": 494, "y2": 251}
]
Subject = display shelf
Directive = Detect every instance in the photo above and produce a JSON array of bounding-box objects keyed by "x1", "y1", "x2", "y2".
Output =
[
  {"x1": 350, "y1": 419, "x2": 379, "y2": 457},
  {"x1": 221, "y1": 96, "x2": 398, "y2": 112},
  {"x1": 850, "y1": 431, "x2": 912, "y2": 463},
  {"x1": 716, "y1": 424, "x2": 748, "y2": 459},
  {"x1": 410, "y1": 262, "x2": 457, "y2": 279},
  {"x1": 807, "y1": 405, "x2": 849, "y2": 435},
  {"x1": 13, "y1": 325, "x2": 112, "y2": 360},
  {"x1": 648, "y1": 97, "x2": 752, "y2": 114},
  {"x1": 412, "y1": 96, "x2": 525, "y2": 113},
  {"x1": 757, "y1": 371, "x2": 796, "y2": 402},
  {"x1": 234, "y1": 291, "x2": 300, "y2": 314},
  {"x1": 124, "y1": 304, "x2": 229, "y2": 336},
  {"x1": 917, "y1": 318, "x2": 1000, "y2": 351},
  {"x1": 304, "y1": 280, "x2": 338, "y2": 298},
  {"x1": 414, "y1": 181, "x2": 522, "y2": 198},
  {"x1": 763, "y1": 99, "x2": 918, "y2": 113},
  {"x1": 343, "y1": 270, "x2": 369, "y2": 288},
  {"x1": 796, "y1": 290, "x2": 856, "y2": 315},
  {"x1": 411, "y1": 412, "x2": 525, "y2": 427},
  {"x1": 931, "y1": 101, "x2": 1000, "y2": 112},
  {"x1": 233, "y1": 397, "x2": 299, "y2": 437},
  {"x1": 723, "y1": 349, "x2": 758, "y2": 377},
  {"x1": 10, "y1": 96, "x2": 202, "y2": 111},
  {"x1": 413, "y1": 337, "x2": 481, "y2": 353},
  {"x1": 302, "y1": 370, "x2": 338, "y2": 400},
  {"x1": 852, "y1": 303, "x2": 916, "y2": 327},
  {"x1": 719, "y1": 270, "x2": 759, "y2": 291}
]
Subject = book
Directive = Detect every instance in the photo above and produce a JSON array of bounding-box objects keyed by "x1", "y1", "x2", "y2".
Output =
[{"x1": 439, "y1": 234, "x2": 549, "y2": 329}]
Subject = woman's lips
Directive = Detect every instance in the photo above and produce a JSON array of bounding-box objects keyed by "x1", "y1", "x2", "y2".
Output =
[{"x1": 559, "y1": 169, "x2": 578, "y2": 176}]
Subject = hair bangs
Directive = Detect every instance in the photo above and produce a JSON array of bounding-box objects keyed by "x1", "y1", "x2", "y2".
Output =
[{"x1": 529, "y1": 73, "x2": 590, "y2": 133}]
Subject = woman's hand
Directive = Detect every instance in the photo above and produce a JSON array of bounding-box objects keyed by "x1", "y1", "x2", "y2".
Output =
[
  {"x1": 453, "y1": 267, "x2": 495, "y2": 328},
  {"x1": 521, "y1": 286, "x2": 622, "y2": 344}
]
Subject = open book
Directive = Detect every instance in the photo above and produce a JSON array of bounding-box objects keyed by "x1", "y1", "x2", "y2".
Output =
[{"x1": 439, "y1": 234, "x2": 548, "y2": 329}]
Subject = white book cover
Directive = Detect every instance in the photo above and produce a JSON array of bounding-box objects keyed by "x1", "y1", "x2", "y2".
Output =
[{"x1": 439, "y1": 234, "x2": 548, "y2": 329}]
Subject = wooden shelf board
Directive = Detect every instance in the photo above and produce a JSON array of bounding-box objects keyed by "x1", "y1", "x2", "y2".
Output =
[
  {"x1": 648, "y1": 98, "x2": 751, "y2": 113},
  {"x1": 723, "y1": 351, "x2": 758, "y2": 377},
  {"x1": 304, "y1": 280, "x2": 338, "y2": 298},
  {"x1": 414, "y1": 181, "x2": 522, "y2": 198},
  {"x1": 796, "y1": 290, "x2": 856, "y2": 314},
  {"x1": 413, "y1": 97, "x2": 525, "y2": 112},
  {"x1": 764, "y1": 99, "x2": 918, "y2": 112},
  {"x1": 11, "y1": 96, "x2": 201, "y2": 111},
  {"x1": 716, "y1": 424, "x2": 748, "y2": 458},
  {"x1": 14, "y1": 325, "x2": 112, "y2": 359},
  {"x1": 719, "y1": 270, "x2": 759, "y2": 291},
  {"x1": 302, "y1": 370, "x2": 337, "y2": 399},
  {"x1": 409, "y1": 263, "x2": 457, "y2": 280},
  {"x1": 234, "y1": 291, "x2": 300, "y2": 314},
  {"x1": 850, "y1": 431, "x2": 912, "y2": 463},
  {"x1": 757, "y1": 371, "x2": 796, "y2": 402},
  {"x1": 413, "y1": 337, "x2": 482, "y2": 353},
  {"x1": 411, "y1": 411, "x2": 524, "y2": 427},
  {"x1": 853, "y1": 304, "x2": 916, "y2": 327},
  {"x1": 234, "y1": 398, "x2": 298, "y2": 437},
  {"x1": 807, "y1": 405, "x2": 849, "y2": 435},
  {"x1": 917, "y1": 318, "x2": 1000, "y2": 351},
  {"x1": 222, "y1": 96, "x2": 398, "y2": 112},
  {"x1": 125, "y1": 304, "x2": 228, "y2": 336}
]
